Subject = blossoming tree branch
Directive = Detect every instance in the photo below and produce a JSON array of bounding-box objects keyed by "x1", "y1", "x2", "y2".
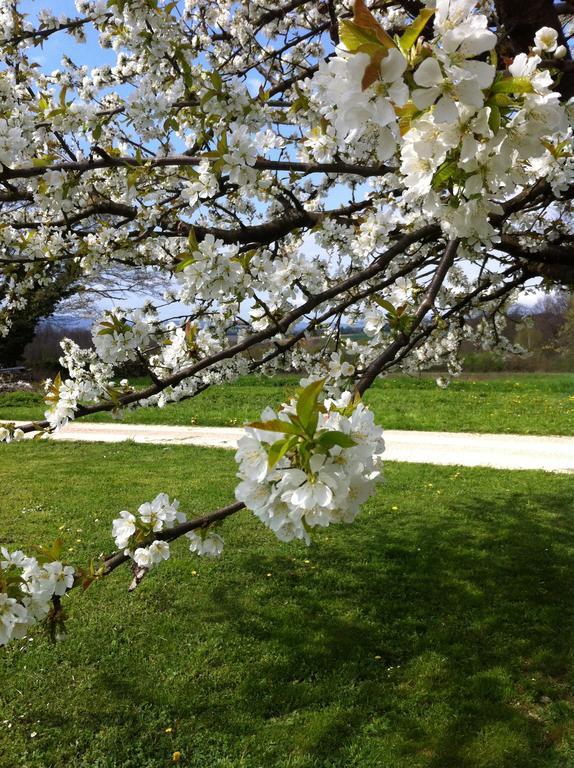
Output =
[{"x1": 1, "y1": 0, "x2": 574, "y2": 646}]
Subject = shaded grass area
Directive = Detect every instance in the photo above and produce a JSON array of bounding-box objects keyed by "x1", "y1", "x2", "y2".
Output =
[
  {"x1": 1, "y1": 441, "x2": 574, "y2": 767},
  {"x1": 1, "y1": 373, "x2": 573, "y2": 435}
]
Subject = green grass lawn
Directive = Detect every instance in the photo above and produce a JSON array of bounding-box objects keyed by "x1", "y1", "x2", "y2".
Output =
[
  {"x1": 2, "y1": 441, "x2": 574, "y2": 767},
  {"x1": 1, "y1": 373, "x2": 574, "y2": 435}
]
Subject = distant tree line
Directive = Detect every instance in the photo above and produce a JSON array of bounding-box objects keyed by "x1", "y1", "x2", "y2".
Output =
[{"x1": 7, "y1": 290, "x2": 573, "y2": 378}]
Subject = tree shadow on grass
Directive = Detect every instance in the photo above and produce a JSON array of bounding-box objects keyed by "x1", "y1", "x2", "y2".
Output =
[
  {"x1": 181, "y1": 488, "x2": 574, "y2": 767},
  {"x1": 9, "y1": 484, "x2": 574, "y2": 768}
]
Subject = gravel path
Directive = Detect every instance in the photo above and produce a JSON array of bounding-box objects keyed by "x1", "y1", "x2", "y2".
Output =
[{"x1": 9, "y1": 421, "x2": 574, "y2": 473}]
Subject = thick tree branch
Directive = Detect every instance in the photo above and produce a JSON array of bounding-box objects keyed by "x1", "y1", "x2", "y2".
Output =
[
  {"x1": 0, "y1": 155, "x2": 392, "y2": 183},
  {"x1": 499, "y1": 234, "x2": 574, "y2": 284}
]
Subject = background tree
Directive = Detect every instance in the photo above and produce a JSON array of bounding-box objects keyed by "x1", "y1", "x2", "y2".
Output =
[
  {"x1": 0, "y1": 262, "x2": 78, "y2": 367},
  {"x1": 0, "y1": 261, "x2": 170, "y2": 370}
]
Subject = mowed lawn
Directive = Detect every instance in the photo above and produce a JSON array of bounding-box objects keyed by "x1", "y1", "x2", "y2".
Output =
[
  {"x1": 2, "y1": 441, "x2": 574, "y2": 767},
  {"x1": 1, "y1": 372, "x2": 574, "y2": 435}
]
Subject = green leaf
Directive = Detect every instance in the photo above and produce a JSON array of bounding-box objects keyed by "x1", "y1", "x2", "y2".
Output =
[
  {"x1": 31, "y1": 155, "x2": 56, "y2": 168},
  {"x1": 104, "y1": 386, "x2": 123, "y2": 405},
  {"x1": 126, "y1": 169, "x2": 141, "y2": 189},
  {"x1": 163, "y1": 115, "x2": 179, "y2": 133},
  {"x1": 267, "y1": 435, "x2": 298, "y2": 469},
  {"x1": 296, "y1": 378, "x2": 325, "y2": 436},
  {"x1": 209, "y1": 71, "x2": 223, "y2": 91},
  {"x1": 541, "y1": 138, "x2": 572, "y2": 158},
  {"x1": 34, "y1": 537, "x2": 64, "y2": 565},
  {"x1": 488, "y1": 104, "x2": 501, "y2": 133},
  {"x1": 216, "y1": 132, "x2": 229, "y2": 156},
  {"x1": 247, "y1": 419, "x2": 304, "y2": 436},
  {"x1": 316, "y1": 430, "x2": 357, "y2": 450},
  {"x1": 97, "y1": 315, "x2": 130, "y2": 336},
  {"x1": 59, "y1": 85, "x2": 68, "y2": 109},
  {"x1": 6, "y1": 581, "x2": 25, "y2": 601},
  {"x1": 184, "y1": 320, "x2": 198, "y2": 350},
  {"x1": 340, "y1": 20, "x2": 386, "y2": 51},
  {"x1": 399, "y1": 8, "x2": 435, "y2": 53},
  {"x1": 187, "y1": 226, "x2": 198, "y2": 251},
  {"x1": 431, "y1": 159, "x2": 459, "y2": 192},
  {"x1": 492, "y1": 76, "x2": 534, "y2": 95},
  {"x1": 44, "y1": 372, "x2": 62, "y2": 406},
  {"x1": 232, "y1": 248, "x2": 257, "y2": 272},
  {"x1": 351, "y1": 0, "x2": 396, "y2": 48},
  {"x1": 490, "y1": 92, "x2": 514, "y2": 108},
  {"x1": 373, "y1": 295, "x2": 396, "y2": 314},
  {"x1": 173, "y1": 253, "x2": 196, "y2": 272},
  {"x1": 355, "y1": 41, "x2": 389, "y2": 58},
  {"x1": 395, "y1": 100, "x2": 420, "y2": 136}
]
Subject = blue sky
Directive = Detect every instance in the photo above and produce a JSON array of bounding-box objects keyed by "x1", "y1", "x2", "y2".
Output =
[{"x1": 21, "y1": 0, "x2": 115, "y2": 69}]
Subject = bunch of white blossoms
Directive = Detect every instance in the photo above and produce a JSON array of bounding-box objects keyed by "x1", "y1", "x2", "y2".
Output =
[
  {"x1": 235, "y1": 380, "x2": 385, "y2": 544},
  {"x1": 112, "y1": 493, "x2": 184, "y2": 568},
  {"x1": 186, "y1": 529, "x2": 225, "y2": 558},
  {"x1": 310, "y1": 0, "x2": 572, "y2": 244},
  {"x1": 175, "y1": 233, "x2": 244, "y2": 304},
  {"x1": 0, "y1": 424, "x2": 24, "y2": 443},
  {"x1": 112, "y1": 492, "x2": 225, "y2": 569},
  {"x1": 0, "y1": 547, "x2": 75, "y2": 646},
  {"x1": 93, "y1": 308, "x2": 156, "y2": 366}
]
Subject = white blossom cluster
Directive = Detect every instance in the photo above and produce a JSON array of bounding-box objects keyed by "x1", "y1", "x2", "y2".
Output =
[
  {"x1": 175, "y1": 235, "x2": 243, "y2": 303},
  {"x1": 309, "y1": 0, "x2": 572, "y2": 245},
  {"x1": 0, "y1": 548, "x2": 75, "y2": 647},
  {"x1": 112, "y1": 493, "x2": 184, "y2": 568},
  {"x1": 93, "y1": 308, "x2": 156, "y2": 365},
  {"x1": 186, "y1": 530, "x2": 225, "y2": 558},
  {"x1": 310, "y1": 47, "x2": 409, "y2": 162},
  {"x1": 235, "y1": 387, "x2": 385, "y2": 544},
  {"x1": 0, "y1": 425, "x2": 24, "y2": 443},
  {"x1": 112, "y1": 493, "x2": 224, "y2": 570},
  {"x1": 43, "y1": 339, "x2": 118, "y2": 430}
]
